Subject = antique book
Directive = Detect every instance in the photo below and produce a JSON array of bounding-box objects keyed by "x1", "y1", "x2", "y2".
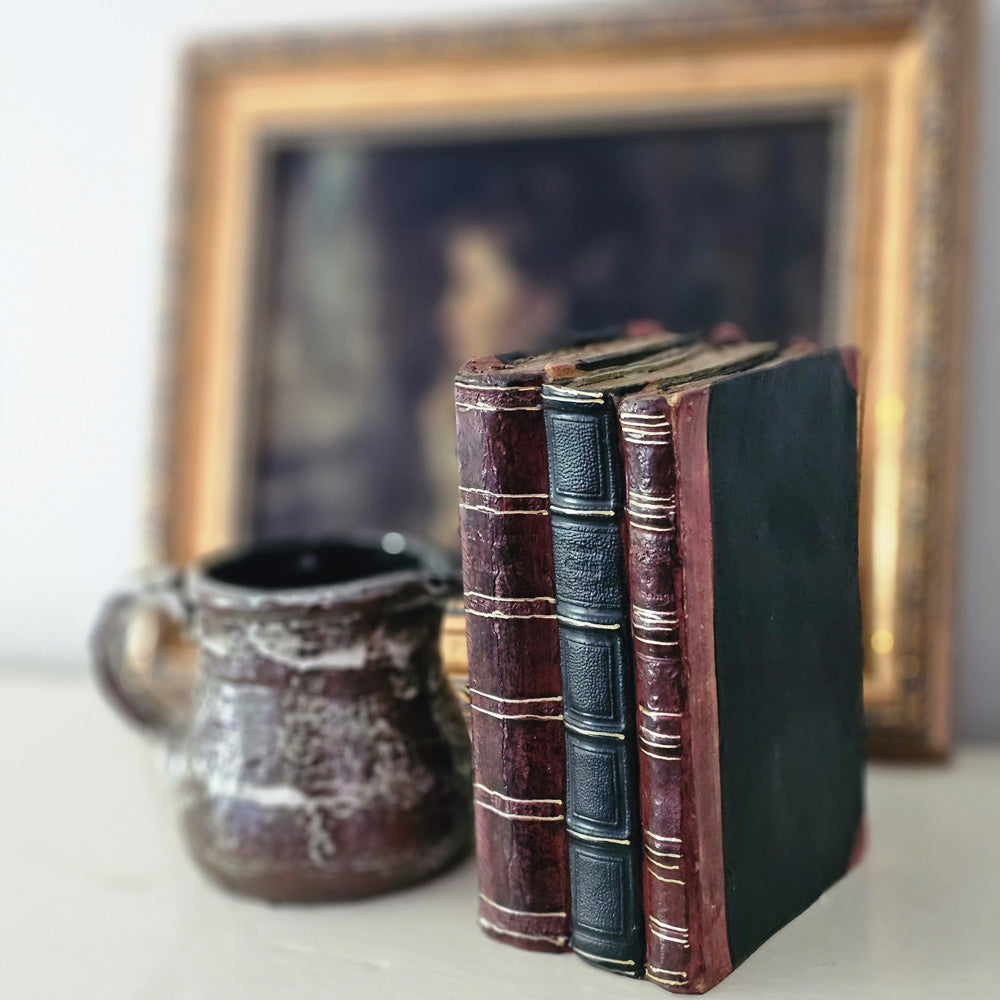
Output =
[
  {"x1": 455, "y1": 328, "x2": 685, "y2": 953},
  {"x1": 619, "y1": 347, "x2": 865, "y2": 993},
  {"x1": 540, "y1": 341, "x2": 774, "y2": 977}
]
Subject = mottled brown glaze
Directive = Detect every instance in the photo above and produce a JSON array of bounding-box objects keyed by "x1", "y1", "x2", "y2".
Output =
[{"x1": 92, "y1": 536, "x2": 472, "y2": 902}]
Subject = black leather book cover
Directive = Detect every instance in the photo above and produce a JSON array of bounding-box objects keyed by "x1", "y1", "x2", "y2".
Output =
[
  {"x1": 708, "y1": 350, "x2": 864, "y2": 968},
  {"x1": 542, "y1": 385, "x2": 646, "y2": 977}
]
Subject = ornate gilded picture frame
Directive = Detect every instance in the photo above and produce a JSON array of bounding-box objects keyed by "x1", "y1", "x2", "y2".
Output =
[{"x1": 152, "y1": 0, "x2": 976, "y2": 756}]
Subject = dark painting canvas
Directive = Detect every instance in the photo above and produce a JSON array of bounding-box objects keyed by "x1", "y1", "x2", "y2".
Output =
[{"x1": 248, "y1": 117, "x2": 839, "y2": 550}]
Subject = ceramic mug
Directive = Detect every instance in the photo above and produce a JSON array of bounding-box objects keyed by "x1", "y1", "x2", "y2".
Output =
[{"x1": 91, "y1": 533, "x2": 472, "y2": 901}]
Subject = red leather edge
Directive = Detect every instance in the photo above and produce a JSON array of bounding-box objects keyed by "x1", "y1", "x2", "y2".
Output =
[{"x1": 670, "y1": 388, "x2": 731, "y2": 993}]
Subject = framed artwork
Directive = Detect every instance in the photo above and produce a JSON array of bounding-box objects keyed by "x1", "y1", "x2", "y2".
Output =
[{"x1": 152, "y1": 0, "x2": 976, "y2": 756}]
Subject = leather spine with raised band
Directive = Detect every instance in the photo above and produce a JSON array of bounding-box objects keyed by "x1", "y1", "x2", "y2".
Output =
[
  {"x1": 456, "y1": 368, "x2": 571, "y2": 953},
  {"x1": 541, "y1": 383, "x2": 645, "y2": 976},
  {"x1": 618, "y1": 394, "x2": 699, "y2": 993}
]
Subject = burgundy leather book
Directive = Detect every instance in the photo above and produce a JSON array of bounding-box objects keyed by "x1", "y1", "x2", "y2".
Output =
[
  {"x1": 619, "y1": 347, "x2": 865, "y2": 993},
  {"x1": 455, "y1": 330, "x2": 683, "y2": 953}
]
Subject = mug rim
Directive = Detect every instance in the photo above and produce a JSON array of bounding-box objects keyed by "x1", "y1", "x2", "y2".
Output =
[{"x1": 185, "y1": 532, "x2": 458, "y2": 612}]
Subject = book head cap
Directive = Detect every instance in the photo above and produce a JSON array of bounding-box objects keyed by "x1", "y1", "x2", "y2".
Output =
[{"x1": 544, "y1": 360, "x2": 584, "y2": 380}]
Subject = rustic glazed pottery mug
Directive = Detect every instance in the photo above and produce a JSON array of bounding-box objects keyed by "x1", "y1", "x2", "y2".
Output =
[{"x1": 91, "y1": 533, "x2": 472, "y2": 901}]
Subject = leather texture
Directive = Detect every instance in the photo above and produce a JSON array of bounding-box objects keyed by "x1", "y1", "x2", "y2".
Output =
[
  {"x1": 455, "y1": 333, "x2": 683, "y2": 954},
  {"x1": 618, "y1": 348, "x2": 864, "y2": 993},
  {"x1": 542, "y1": 386, "x2": 645, "y2": 977},
  {"x1": 707, "y1": 350, "x2": 864, "y2": 968},
  {"x1": 456, "y1": 369, "x2": 572, "y2": 954},
  {"x1": 619, "y1": 390, "x2": 704, "y2": 993}
]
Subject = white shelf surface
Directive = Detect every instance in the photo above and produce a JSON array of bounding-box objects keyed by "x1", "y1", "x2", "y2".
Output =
[{"x1": 1, "y1": 673, "x2": 997, "y2": 999}]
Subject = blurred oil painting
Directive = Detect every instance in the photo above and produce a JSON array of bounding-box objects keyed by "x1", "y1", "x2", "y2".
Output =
[
  {"x1": 252, "y1": 121, "x2": 835, "y2": 551},
  {"x1": 159, "y1": 2, "x2": 974, "y2": 755}
]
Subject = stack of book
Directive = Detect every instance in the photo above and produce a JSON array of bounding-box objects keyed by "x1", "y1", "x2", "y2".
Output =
[{"x1": 455, "y1": 329, "x2": 865, "y2": 994}]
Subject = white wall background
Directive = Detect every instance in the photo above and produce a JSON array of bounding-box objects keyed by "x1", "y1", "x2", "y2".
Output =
[{"x1": 1, "y1": 0, "x2": 997, "y2": 739}]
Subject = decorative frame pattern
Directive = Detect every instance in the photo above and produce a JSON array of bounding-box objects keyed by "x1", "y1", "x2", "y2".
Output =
[{"x1": 152, "y1": 0, "x2": 977, "y2": 756}]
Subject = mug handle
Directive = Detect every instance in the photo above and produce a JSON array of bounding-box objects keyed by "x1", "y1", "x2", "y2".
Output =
[{"x1": 90, "y1": 567, "x2": 193, "y2": 735}]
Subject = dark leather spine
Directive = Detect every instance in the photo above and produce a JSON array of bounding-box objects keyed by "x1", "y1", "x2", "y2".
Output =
[
  {"x1": 619, "y1": 393, "x2": 699, "y2": 993},
  {"x1": 541, "y1": 383, "x2": 645, "y2": 977},
  {"x1": 455, "y1": 373, "x2": 571, "y2": 953}
]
